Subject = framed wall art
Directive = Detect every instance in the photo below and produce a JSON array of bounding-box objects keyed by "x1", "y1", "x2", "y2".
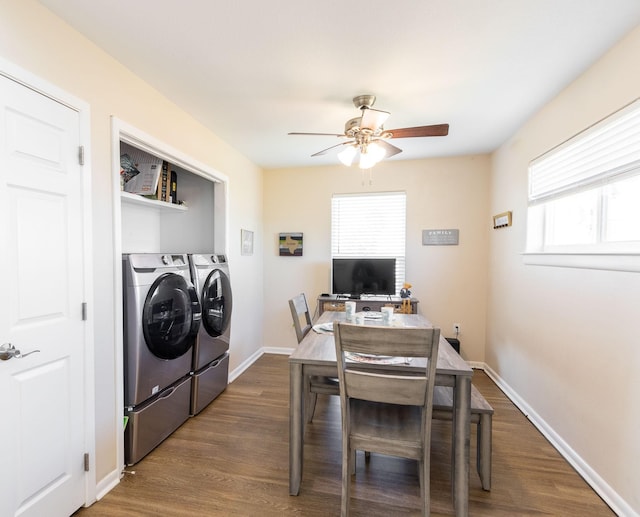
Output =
[
  {"x1": 279, "y1": 232, "x2": 303, "y2": 256},
  {"x1": 241, "y1": 229, "x2": 254, "y2": 255}
]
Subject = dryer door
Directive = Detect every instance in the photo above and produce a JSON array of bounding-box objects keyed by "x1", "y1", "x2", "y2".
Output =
[
  {"x1": 143, "y1": 273, "x2": 201, "y2": 359},
  {"x1": 201, "y1": 268, "x2": 232, "y2": 338}
]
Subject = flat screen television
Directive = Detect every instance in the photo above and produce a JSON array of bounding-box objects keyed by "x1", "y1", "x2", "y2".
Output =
[{"x1": 332, "y1": 258, "x2": 396, "y2": 298}]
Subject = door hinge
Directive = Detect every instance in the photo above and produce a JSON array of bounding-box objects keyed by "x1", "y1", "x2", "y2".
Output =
[
  {"x1": 78, "y1": 146, "x2": 85, "y2": 166},
  {"x1": 82, "y1": 302, "x2": 88, "y2": 321},
  {"x1": 84, "y1": 453, "x2": 90, "y2": 472}
]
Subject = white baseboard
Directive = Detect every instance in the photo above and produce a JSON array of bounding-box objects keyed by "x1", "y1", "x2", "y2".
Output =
[
  {"x1": 228, "y1": 348, "x2": 264, "y2": 383},
  {"x1": 228, "y1": 346, "x2": 293, "y2": 383},
  {"x1": 479, "y1": 362, "x2": 635, "y2": 517},
  {"x1": 93, "y1": 468, "x2": 121, "y2": 502},
  {"x1": 263, "y1": 346, "x2": 294, "y2": 356}
]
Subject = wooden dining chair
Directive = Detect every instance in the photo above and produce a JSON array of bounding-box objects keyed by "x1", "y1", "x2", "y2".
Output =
[
  {"x1": 334, "y1": 322, "x2": 440, "y2": 517},
  {"x1": 288, "y1": 293, "x2": 339, "y2": 423},
  {"x1": 288, "y1": 293, "x2": 313, "y2": 344}
]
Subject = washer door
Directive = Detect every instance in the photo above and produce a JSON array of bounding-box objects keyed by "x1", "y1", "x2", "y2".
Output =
[
  {"x1": 201, "y1": 268, "x2": 232, "y2": 338},
  {"x1": 143, "y1": 273, "x2": 201, "y2": 359}
]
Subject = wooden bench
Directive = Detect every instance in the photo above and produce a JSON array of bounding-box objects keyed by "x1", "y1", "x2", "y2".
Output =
[{"x1": 432, "y1": 384, "x2": 493, "y2": 491}]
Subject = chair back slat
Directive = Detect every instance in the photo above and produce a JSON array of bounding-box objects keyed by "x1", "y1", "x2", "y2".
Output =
[
  {"x1": 336, "y1": 324, "x2": 438, "y2": 359},
  {"x1": 345, "y1": 369, "x2": 427, "y2": 406},
  {"x1": 288, "y1": 293, "x2": 313, "y2": 344}
]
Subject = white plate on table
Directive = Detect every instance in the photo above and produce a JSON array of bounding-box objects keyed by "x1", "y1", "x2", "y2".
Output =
[
  {"x1": 359, "y1": 311, "x2": 383, "y2": 319},
  {"x1": 312, "y1": 322, "x2": 334, "y2": 334},
  {"x1": 345, "y1": 352, "x2": 409, "y2": 365}
]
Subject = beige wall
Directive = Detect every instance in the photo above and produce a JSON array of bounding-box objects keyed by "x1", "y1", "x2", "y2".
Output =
[
  {"x1": 263, "y1": 156, "x2": 491, "y2": 362},
  {"x1": 488, "y1": 25, "x2": 640, "y2": 515},
  {"x1": 0, "y1": 0, "x2": 264, "y2": 491}
]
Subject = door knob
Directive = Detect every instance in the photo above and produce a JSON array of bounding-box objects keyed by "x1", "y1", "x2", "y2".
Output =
[
  {"x1": 0, "y1": 343, "x2": 18, "y2": 360},
  {"x1": 0, "y1": 343, "x2": 40, "y2": 361}
]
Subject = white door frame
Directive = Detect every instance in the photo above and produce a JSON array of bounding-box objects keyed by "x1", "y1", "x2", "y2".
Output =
[{"x1": 0, "y1": 57, "x2": 96, "y2": 506}]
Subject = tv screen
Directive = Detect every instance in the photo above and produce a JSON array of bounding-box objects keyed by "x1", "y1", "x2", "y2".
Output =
[{"x1": 332, "y1": 258, "x2": 396, "y2": 297}]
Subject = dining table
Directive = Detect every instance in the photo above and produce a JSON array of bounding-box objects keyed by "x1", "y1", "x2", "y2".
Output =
[{"x1": 289, "y1": 310, "x2": 474, "y2": 517}]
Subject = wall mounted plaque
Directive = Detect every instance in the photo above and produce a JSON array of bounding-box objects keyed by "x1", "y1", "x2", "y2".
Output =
[
  {"x1": 422, "y1": 229, "x2": 459, "y2": 246},
  {"x1": 493, "y1": 211, "x2": 512, "y2": 228}
]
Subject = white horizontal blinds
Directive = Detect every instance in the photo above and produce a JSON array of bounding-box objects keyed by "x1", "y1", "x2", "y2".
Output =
[
  {"x1": 529, "y1": 98, "x2": 640, "y2": 203},
  {"x1": 331, "y1": 192, "x2": 406, "y2": 294}
]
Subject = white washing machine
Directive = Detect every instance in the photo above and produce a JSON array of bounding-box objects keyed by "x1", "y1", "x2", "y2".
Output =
[
  {"x1": 188, "y1": 253, "x2": 232, "y2": 415},
  {"x1": 122, "y1": 253, "x2": 202, "y2": 464}
]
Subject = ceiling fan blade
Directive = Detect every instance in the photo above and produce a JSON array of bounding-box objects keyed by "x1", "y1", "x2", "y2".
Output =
[
  {"x1": 375, "y1": 139, "x2": 403, "y2": 158},
  {"x1": 360, "y1": 108, "x2": 390, "y2": 131},
  {"x1": 386, "y1": 124, "x2": 449, "y2": 138},
  {"x1": 289, "y1": 132, "x2": 346, "y2": 137},
  {"x1": 311, "y1": 141, "x2": 354, "y2": 157}
]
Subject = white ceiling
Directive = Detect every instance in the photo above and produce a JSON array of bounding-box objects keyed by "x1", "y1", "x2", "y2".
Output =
[{"x1": 38, "y1": 0, "x2": 640, "y2": 169}]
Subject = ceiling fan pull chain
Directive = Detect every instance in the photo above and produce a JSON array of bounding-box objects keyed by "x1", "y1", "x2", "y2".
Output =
[{"x1": 359, "y1": 168, "x2": 374, "y2": 186}]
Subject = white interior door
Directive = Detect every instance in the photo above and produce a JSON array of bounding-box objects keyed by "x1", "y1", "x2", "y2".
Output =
[{"x1": 0, "y1": 73, "x2": 88, "y2": 516}]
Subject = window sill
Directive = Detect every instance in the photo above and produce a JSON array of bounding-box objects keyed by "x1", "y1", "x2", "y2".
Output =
[{"x1": 522, "y1": 252, "x2": 640, "y2": 272}]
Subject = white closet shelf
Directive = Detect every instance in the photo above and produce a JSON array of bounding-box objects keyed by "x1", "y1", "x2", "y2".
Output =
[{"x1": 121, "y1": 191, "x2": 187, "y2": 212}]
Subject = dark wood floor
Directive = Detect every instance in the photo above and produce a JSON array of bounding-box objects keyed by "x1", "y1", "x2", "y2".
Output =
[{"x1": 75, "y1": 354, "x2": 613, "y2": 516}]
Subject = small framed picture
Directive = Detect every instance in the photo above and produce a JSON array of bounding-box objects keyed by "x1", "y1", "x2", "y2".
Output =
[
  {"x1": 241, "y1": 229, "x2": 254, "y2": 256},
  {"x1": 493, "y1": 211, "x2": 512, "y2": 229},
  {"x1": 279, "y1": 232, "x2": 303, "y2": 256}
]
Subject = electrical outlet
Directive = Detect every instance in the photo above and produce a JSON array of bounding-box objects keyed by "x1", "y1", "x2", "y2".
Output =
[{"x1": 453, "y1": 323, "x2": 461, "y2": 335}]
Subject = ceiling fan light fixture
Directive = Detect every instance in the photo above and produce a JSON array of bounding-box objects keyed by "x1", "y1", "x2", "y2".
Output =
[
  {"x1": 289, "y1": 94, "x2": 449, "y2": 166},
  {"x1": 338, "y1": 144, "x2": 357, "y2": 166},
  {"x1": 358, "y1": 141, "x2": 386, "y2": 169}
]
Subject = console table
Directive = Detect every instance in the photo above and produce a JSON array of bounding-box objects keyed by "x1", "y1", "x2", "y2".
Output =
[{"x1": 317, "y1": 295, "x2": 419, "y2": 315}]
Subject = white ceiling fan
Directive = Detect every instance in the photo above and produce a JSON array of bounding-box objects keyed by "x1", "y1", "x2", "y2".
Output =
[{"x1": 289, "y1": 95, "x2": 449, "y2": 168}]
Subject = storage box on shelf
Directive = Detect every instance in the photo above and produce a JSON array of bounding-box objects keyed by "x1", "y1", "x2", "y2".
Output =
[{"x1": 317, "y1": 295, "x2": 418, "y2": 315}]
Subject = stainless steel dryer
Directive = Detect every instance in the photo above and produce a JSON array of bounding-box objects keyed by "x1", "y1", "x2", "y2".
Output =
[
  {"x1": 122, "y1": 253, "x2": 202, "y2": 464},
  {"x1": 188, "y1": 253, "x2": 232, "y2": 415}
]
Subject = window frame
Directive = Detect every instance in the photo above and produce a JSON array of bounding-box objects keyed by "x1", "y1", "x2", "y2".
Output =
[
  {"x1": 331, "y1": 191, "x2": 406, "y2": 295},
  {"x1": 524, "y1": 99, "x2": 640, "y2": 272}
]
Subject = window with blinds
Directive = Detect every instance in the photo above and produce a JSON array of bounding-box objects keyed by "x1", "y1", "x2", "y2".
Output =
[
  {"x1": 331, "y1": 191, "x2": 406, "y2": 294},
  {"x1": 526, "y1": 98, "x2": 640, "y2": 256}
]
